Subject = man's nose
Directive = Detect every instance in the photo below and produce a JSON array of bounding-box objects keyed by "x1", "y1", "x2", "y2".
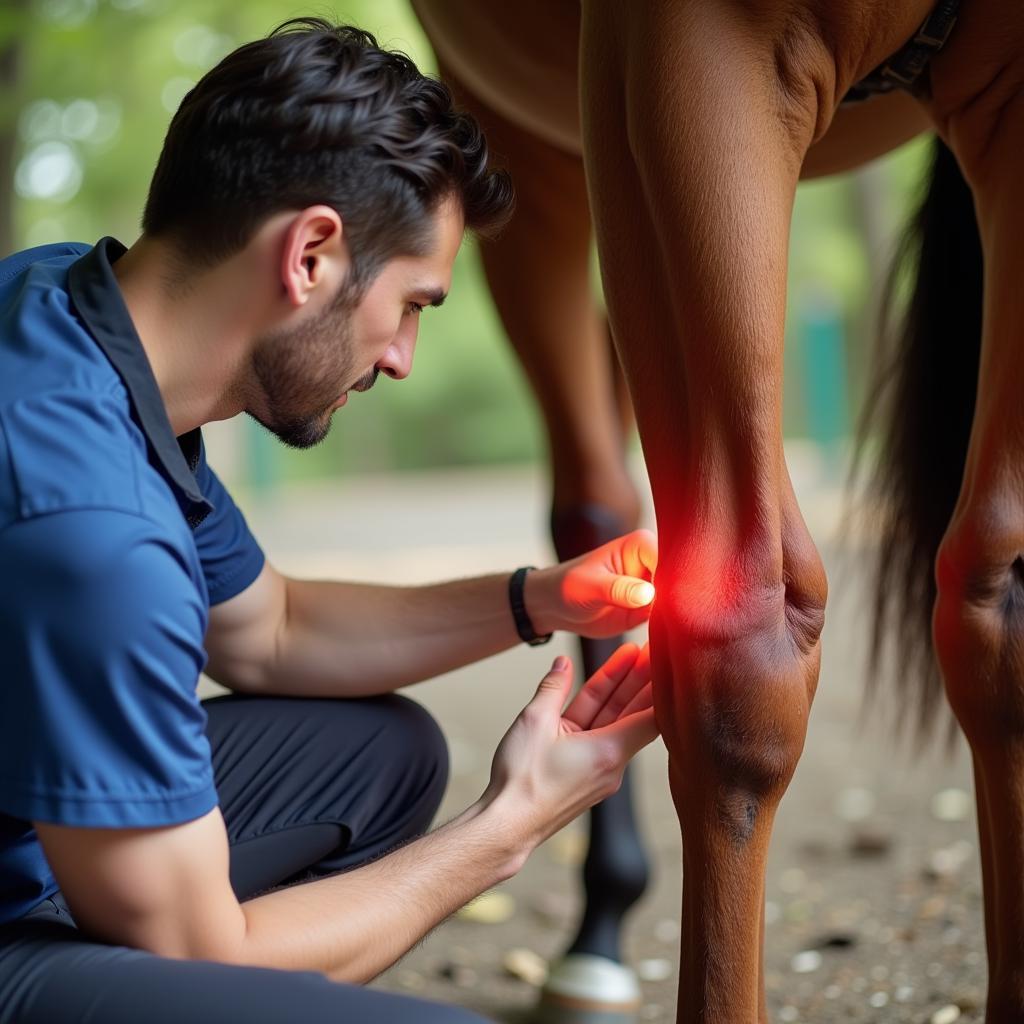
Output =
[{"x1": 377, "y1": 325, "x2": 417, "y2": 380}]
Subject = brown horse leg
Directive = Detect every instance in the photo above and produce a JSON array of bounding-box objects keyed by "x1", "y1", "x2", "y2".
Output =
[
  {"x1": 934, "y1": 80, "x2": 1024, "y2": 1022},
  {"x1": 579, "y1": 6, "x2": 831, "y2": 1019}
]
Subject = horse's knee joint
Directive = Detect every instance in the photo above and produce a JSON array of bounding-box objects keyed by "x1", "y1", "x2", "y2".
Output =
[
  {"x1": 934, "y1": 519, "x2": 1024, "y2": 743},
  {"x1": 937, "y1": 505, "x2": 1024, "y2": 590},
  {"x1": 703, "y1": 706, "x2": 803, "y2": 808}
]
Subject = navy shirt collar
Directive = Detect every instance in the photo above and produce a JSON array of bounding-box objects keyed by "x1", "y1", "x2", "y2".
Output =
[{"x1": 67, "y1": 237, "x2": 213, "y2": 527}]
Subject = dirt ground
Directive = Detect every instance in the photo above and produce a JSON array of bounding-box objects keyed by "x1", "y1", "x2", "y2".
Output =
[{"x1": 226, "y1": 448, "x2": 984, "y2": 1024}]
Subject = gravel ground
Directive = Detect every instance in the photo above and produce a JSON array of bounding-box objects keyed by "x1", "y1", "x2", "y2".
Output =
[{"x1": 220, "y1": 447, "x2": 985, "y2": 1024}]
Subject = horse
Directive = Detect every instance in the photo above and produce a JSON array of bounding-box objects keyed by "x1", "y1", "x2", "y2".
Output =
[{"x1": 411, "y1": 1, "x2": 1022, "y2": 1022}]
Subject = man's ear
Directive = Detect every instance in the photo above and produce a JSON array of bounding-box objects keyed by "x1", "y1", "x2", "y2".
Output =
[{"x1": 280, "y1": 206, "x2": 348, "y2": 307}]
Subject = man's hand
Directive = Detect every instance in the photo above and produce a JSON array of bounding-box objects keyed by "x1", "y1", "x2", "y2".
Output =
[
  {"x1": 482, "y1": 643, "x2": 658, "y2": 848},
  {"x1": 526, "y1": 528, "x2": 658, "y2": 639}
]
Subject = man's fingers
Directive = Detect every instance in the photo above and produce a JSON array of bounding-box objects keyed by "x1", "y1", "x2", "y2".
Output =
[
  {"x1": 624, "y1": 528, "x2": 658, "y2": 577},
  {"x1": 608, "y1": 574, "x2": 656, "y2": 609},
  {"x1": 619, "y1": 681, "x2": 653, "y2": 721},
  {"x1": 591, "y1": 645, "x2": 651, "y2": 729},
  {"x1": 597, "y1": 707, "x2": 660, "y2": 761},
  {"x1": 529, "y1": 655, "x2": 574, "y2": 717},
  {"x1": 563, "y1": 643, "x2": 640, "y2": 729}
]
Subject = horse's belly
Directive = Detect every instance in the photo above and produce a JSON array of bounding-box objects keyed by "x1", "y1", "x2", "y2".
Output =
[{"x1": 411, "y1": 0, "x2": 582, "y2": 155}]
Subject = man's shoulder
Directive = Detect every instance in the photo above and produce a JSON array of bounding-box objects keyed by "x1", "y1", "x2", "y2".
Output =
[
  {"x1": 0, "y1": 387, "x2": 141, "y2": 524},
  {"x1": 0, "y1": 387, "x2": 191, "y2": 552},
  {"x1": 0, "y1": 241, "x2": 91, "y2": 288},
  {"x1": 0, "y1": 241, "x2": 113, "y2": 398},
  {"x1": 0, "y1": 242, "x2": 179, "y2": 535}
]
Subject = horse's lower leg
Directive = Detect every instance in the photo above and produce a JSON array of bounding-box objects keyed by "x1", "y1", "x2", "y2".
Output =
[
  {"x1": 931, "y1": 102, "x2": 1024, "y2": 1018},
  {"x1": 936, "y1": 538, "x2": 1024, "y2": 1022}
]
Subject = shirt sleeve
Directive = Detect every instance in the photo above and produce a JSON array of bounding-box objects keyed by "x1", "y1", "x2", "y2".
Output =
[
  {"x1": 192, "y1": 439, "x2": 265, "y2": 606},
  {"x1": 0, "y1": 509, "x2": 218, "y2": 828}
]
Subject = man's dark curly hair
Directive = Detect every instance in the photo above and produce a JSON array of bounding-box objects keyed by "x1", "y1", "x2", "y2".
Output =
[{"x1": 143, "y1": 18, "x2": 513, "y2": 286}]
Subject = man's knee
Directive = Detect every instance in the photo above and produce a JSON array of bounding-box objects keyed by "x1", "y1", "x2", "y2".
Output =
[{"x1": 380, "y1": 694, "x2": 450, "y2": 807}]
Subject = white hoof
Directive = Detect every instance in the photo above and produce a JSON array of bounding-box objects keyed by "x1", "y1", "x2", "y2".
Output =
[{"x1": 539, "y1": 953, "x2": 641, "y2": 1016}]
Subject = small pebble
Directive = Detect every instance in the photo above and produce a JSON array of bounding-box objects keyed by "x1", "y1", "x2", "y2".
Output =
[
  {"x1": 437, "y1": 963, "x2": 478, "y2": 988},
  {"x1": 931, "y1": 788, "x2": 972, "y2": 822},
  {"x1": 637, "y1": 958, "x2": 673, "y2": 982},
  {"x1": 926, "y1": 840, "x2": 973, "y2": 880},
  {"x1": 815, "y1": 932, "x2": 856, "y2": 950},
  {"x1": 790, "y1": 950, "x2": 822, "y2": 974},
  {"x1": 849, "y1": 828, "x2": 892, "y2": 858},
  {"x1": 457, "y1": 890, "x2": 515, "y2": 924},
  {"x1": 894, "y1": 985, "x2": 915, "y2": 1002},
  {"x1": 954, "y1": 990, "x2": 982, "y2": 1011},
  {"x1": 919, "y1": 894, "x2": 947, "y2": 919},
  {"x1": 869, "y1": 991, "x2": 889, "y2": 1008},
  {"x1": 930, "y1": 1006, "x2": 961, "y2": 1024},
  {"x1": 835, "y1": 786, "x2": 875, "y2": 821},
  {"x1": 502, "y1": 947, "x2": 548, "y2": 987},
  {"x1": 396, "y1": 969, "x2": 425, "y2": 990},
  {"x1": 778, "y1": 1007, "x2": 799, "y2": 1022}
]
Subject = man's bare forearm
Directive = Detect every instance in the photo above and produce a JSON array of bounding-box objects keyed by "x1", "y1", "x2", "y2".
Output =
[
  {"x1": 262, "y1": 570, "x2": 558, "y2": 697},
  {"x1": 205, "y1": 536, "x2": 654, "y2": 697},
  {"x1": 237, "y1": 796, "x2": 527, "y2": 981}
]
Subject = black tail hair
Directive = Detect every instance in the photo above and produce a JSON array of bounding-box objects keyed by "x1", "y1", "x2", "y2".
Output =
[{"x1": 851, "y1": 137, "x2": 983, "y2": 743}]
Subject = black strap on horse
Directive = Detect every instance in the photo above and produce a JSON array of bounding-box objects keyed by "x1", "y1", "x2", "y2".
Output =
[{"x1": 843, "y1": 0, "x2": 960, "y2": 104}]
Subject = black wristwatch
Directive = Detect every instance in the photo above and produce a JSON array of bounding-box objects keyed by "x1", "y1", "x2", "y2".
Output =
[{"x1": 508, "y1": 566, "x2": 553, "y2": 646}]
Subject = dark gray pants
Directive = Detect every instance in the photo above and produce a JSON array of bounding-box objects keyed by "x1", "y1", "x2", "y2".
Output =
[{"x1": 0, "y1": 694, "x2": 490, "y2": 1023}]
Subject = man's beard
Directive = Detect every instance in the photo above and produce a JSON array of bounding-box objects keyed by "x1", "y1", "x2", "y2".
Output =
[{"x1": 248, "y1": 283, "x2": 373, "y2": 450}]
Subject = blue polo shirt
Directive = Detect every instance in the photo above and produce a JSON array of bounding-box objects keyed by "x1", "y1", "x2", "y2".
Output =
[{"x1": 0, "y1": 238, "x2": 266, "y2": 924}]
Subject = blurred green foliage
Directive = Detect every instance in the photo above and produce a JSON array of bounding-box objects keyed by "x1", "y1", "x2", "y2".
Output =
[{"x1": 3, "y1": 0, "x2": 929, "y2": 483}]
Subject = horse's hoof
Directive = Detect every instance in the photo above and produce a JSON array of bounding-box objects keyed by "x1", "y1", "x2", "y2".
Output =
[{"x1": 534, "y1": 954, "x2": 641, "y2": 1023}]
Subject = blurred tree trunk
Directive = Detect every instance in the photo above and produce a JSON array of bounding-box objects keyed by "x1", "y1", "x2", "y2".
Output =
[{"x1": 0, "y1": 1, "x2": 30, "y2": 257}]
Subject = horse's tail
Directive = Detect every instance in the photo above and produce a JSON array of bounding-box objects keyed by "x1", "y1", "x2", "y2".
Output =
[{"x1": 851, "y1": 137, "x2": 983, "y2": 742}]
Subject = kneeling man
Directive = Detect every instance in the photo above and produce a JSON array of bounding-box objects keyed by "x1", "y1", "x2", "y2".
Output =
[{"x1": 0, "y1": 20, "x2": 658, "y2": 1024}]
